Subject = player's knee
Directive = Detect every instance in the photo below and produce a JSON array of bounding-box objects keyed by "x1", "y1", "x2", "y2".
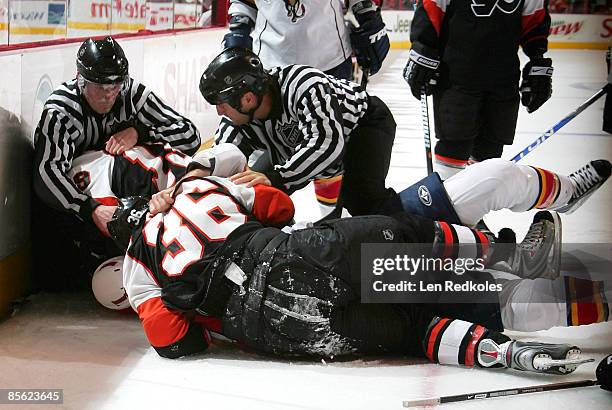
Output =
[{"x1": 478, "y1": 158, "x2": 525, "y2": 184}]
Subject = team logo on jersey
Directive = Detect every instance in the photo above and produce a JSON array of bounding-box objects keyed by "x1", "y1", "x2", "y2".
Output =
[
  {"x1": 277, "y1": 120, "x2": 301, "y2": 147},
  {"x1": 73, "y1": 171, "x2": 91, "y2": 191},
  {"x1": 382, "y1": 229, "x2": 394, "y2": 241},
  {"x1": 471, "y1": 0, "x2": 521, "y2": 17},
  {"x1": 418, "y1": 185, "x2": 432, "y2": 206},
  {"x1": 284, "y1": 0, "x2": 306, "y2": 23}
]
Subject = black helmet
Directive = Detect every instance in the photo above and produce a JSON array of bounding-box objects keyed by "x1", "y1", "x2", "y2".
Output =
[
  {"x1": 107, "y1": 196, "x2": 149, "y2": 251},
  {"x1": 199, "y1": 47, "x2": 268, "y2": 109},
  {"x1": 77, "y1": 36, "x2": 129, "y2": 84}
]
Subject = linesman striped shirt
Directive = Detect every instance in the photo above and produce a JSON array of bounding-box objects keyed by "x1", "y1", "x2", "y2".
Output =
[
  {"x1": 215, "y1": 65, "x2": 369, "y2": 192},
  {"x1": 33, "y1": 78, "x2": 201, "y2": 222}
]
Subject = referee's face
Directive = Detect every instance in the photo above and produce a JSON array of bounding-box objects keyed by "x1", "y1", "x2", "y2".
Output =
[
  {"x1": 216, "y1": 102, "x2": 250, "y2": 125},
  {"x1": 83, "y1": 81, "x2": 121, "y2": 114}
]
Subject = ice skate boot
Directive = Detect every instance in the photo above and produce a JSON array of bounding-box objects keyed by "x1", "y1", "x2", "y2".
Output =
[
  {"x1": 477, "y1": 339, "x2": 593, "y2": 375},
  {"x1": 492, "y1": 211, "x2": 561, "y2": 279},
  {"x1": 557, "y1": 160, "x2": 611, "y2": 214}
]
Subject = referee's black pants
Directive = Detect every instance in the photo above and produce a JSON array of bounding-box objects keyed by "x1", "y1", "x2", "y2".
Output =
[{"x1": 342, "y1": 95, "x2": 402, "y2": 216}]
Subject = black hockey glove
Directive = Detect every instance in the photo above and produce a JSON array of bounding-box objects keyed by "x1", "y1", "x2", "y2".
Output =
[
  {"x1": 520, "y1": 57, "x2": 553, "y2": 113},
  {"x1": 222, "y1": 14, "x2": 254, "y2": 50},
  {"x1": 350, "y1": 1, "x2": 390, "y2": 75},
  {"x1": 403, "y1": 43, "x2": 440, "y2": 100}
]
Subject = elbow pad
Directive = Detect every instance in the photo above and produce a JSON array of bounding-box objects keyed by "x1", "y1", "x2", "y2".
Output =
[{"x1": 188, "y1": 143, "x2": 247, "y2": 177}]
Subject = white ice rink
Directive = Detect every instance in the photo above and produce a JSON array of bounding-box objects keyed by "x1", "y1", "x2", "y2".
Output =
[{"x1": 0, "y1": 49, "x2": 610, "y2": 409}]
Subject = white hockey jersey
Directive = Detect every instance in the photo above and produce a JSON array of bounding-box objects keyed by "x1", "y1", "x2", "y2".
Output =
[{"x1": 228, "y1": 0, "x2": 352, "y2": 72}]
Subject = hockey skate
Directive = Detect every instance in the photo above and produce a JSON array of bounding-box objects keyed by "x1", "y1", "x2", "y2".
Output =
[
  {"x1": 477, "y1": 339, "x2": 594, "y2": 375},
  {"x1": 492, "y1": 211, "x2": 562, "y2": 279},
  {"x1": 556, "y1": 159, "x2": 611, "y2": 214}
]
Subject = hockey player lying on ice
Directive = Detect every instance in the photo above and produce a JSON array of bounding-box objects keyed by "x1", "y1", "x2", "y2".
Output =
[{"x1": 96, "y1": 142, "x2": 611, "y2": 376}]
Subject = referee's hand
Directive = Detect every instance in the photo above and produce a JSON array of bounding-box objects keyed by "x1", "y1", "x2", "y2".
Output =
[{"x1": 230, "y1": 170, "x2": 271, "y2": 187}]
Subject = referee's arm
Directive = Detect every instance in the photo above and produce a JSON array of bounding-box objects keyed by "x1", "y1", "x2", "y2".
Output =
[
  {"x1": 135, "y1": 86, "x2": 201, "y2": 155},
  {"x1": 33, "y1": 109, "x2": 100, "y2": 222},
  {"x1": 266, "y1": 82, "x2": 345, "y2": 191}
]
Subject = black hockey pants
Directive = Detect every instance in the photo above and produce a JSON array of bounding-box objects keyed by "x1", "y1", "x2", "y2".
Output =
[{"x1": 222, "y1": 215, "x2": 440, "y2": 358}]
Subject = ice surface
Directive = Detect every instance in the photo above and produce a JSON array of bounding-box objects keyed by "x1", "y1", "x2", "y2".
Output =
[{"x1": 0, "y1": 49, "x2": 610, "y2": 409}]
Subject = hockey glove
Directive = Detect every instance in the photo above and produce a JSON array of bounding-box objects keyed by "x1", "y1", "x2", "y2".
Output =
[
  {"x1": 350, "y1": 1, "x2": 390, "y2": 75},
  {"x1": 403, "y1": 43, "x2": 440, "y2": 100},
  {"x1": 520, "y1": 57, "x2": 553, "y2": 113},
  {"x1": 222, "y1": 15, "x2": 254, "y2": 50}
]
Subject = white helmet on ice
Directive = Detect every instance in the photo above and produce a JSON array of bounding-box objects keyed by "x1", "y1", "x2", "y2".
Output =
[{"x1": 91, "y1": 256, "x2": 130, "y2": 310}]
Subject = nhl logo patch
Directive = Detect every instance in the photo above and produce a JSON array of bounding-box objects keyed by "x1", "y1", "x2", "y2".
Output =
[
  {"x1": 418, "y1": 185, "x2": 432, "y2": 206},
  {"x1": 382, "y1": 229, "x2": 394, "y2": 241},
  {"x1": 277, "y1": 121, "x2": 301, "y2": 147}
]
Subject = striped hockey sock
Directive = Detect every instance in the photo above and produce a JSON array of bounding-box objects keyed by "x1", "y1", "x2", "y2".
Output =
[
  {"x1": 528, "y1": 166, "x2": 573, "y2": 209},
  {"x1": 423, "y1": 317, "x2": 509, "y2": 368},
  {"x1": 314, "y1": 175, "x2": 343, "y2": 206},
  {"x1": 433, "y1": 221, "x2": 492, "y2": 262},
  {"x1": 565, "y1": 276, "x2": 610, "y2": 326}
]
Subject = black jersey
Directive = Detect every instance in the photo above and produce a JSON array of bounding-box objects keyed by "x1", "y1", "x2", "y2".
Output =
[{"x1": 411, "y1": 0, "x2": 551, "y2": 88}]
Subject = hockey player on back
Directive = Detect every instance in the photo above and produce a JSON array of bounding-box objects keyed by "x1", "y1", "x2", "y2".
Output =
[{"x1": 403, "y1": 0, "x2": 553, "y2": 179}]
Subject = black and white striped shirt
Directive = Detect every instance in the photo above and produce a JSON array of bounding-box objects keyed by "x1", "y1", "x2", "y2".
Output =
[
  {"x1": 33, "y1": 78, "x2": 201, "y2": 221},
  {"x1": 215, "y1": 65, "x2": 369, "y2": 191}
]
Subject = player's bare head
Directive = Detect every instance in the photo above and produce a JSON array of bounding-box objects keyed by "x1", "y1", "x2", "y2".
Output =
[
  {"x1": 107, "y1": 196, "x2": 150, "y2": 252},
  {"x1": 76, "y1": 36, "x2": 129, "y2": 114},
  {"x1": 199, "y1": 47, "x2": 269, "y2": 119}
]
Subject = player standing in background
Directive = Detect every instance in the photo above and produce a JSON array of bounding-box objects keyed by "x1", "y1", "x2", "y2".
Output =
[
  {"x1": 222, "y1": 0, "x2": 390, "y2": 214},
  {"x1": 403, "y1": 0, "x2": 553, "y2": 179},
  {"x1": 32, "y1": 36, "x2": 201, "y2": 289},
  {"x1": 205, "y1": 47, "x2": 402, "y2": 217},
  {"x1": 222, "y1": 0, "x2": 389, "y2": 80}
]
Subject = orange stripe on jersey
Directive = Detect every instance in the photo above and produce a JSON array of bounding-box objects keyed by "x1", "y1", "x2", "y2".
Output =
[
  {"x1": 95, "y1": 197, "x2": 119, "y2": 206},
  {"x1": 252, "y1": 184, "x2": 295, "y2": 227},
  {"x1": 423, "y1": 0, "x2": 447, "y2": 36},
  {"x1": 521, "y1": 6, "x2": 546, "y2": 39},
  {"x1": 464, "y1": 325, "x2": 486, "y2": 367},
  {"x1": 137, "y1": 296, "x2": 191, "y2": 347}
]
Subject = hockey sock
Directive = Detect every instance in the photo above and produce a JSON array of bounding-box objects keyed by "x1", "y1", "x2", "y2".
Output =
[
  {"x1": 433, "y1": 221, "x2": 493, "y2": 262},
  {"x1": 314, "y1": 175, "x2": 342, "y2": 206},
  {"x1": 434, "y1": 154, "x2": 467, "y2": 180},
  {"x1": 527, "y1": 166, "x2": 573, "y2": 209},
  {"x1": 492, "y1": 273, "x2": 611, "y2": 332},
  {"x1": 565, "y1": 276, "x2": 611, "y2": 326},
  {"x1": 422, "y1": 316, "x2": 591, "y2": 374},
  {"x1": 422, "y1": 316, "x2": 509, "y2": 368}
]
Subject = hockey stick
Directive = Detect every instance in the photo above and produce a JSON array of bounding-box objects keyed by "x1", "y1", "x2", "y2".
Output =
[
  {"x1": 420, "y1": 90, "x2": 434, "y2": 174},
  {"x1": 403, "y1": 379, "x2": 599, "y2": 407},
  {"x1": 361, "y1": 67, "x2": 370, "y2": 90},
  {"x1": 511, "y1": 83, "x2": 610, "y2": 162}
]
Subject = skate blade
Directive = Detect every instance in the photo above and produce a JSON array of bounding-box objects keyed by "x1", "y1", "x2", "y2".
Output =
[
  {"x1": 557, "y1": 181, "x2": 603, "y2": 214},
  {"x1": 533, "y1": 349, "x2": 594, "y2": 374}
]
